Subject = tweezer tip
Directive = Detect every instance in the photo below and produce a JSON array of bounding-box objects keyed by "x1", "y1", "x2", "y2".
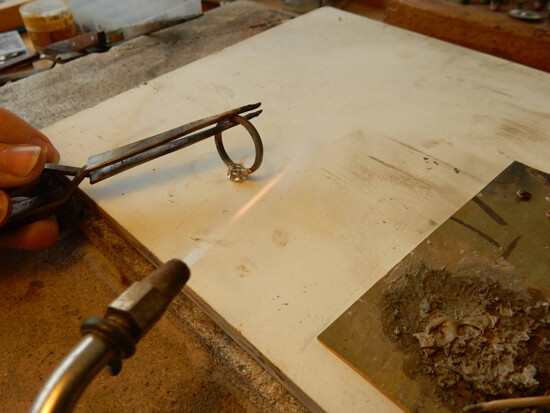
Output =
[{"x1": 244, "y1": 109, "x2": 262, "y2": 121}]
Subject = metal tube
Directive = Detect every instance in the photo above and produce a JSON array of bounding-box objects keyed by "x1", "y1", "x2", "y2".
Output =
[
  {"x1": 29, "y1": 260, "x2": 190, "y2": 413},
  {"x1": 30, "y1": 335, "x2": 115, "y2": 413}
]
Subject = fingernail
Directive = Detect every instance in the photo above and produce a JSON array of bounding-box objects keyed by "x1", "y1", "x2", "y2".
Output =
[
  {"x1": 0, "y1": 191, "x2": 10, "y2": 226},
  {"x1": 50, "y1": 148, "x2": 61, "y2": 164},
  {"x1": 0, "y1": 145, "x2": 42, "y2": 177},
  {"x1": 30, "y1": 136, "x2": 60, "y2": 163}
]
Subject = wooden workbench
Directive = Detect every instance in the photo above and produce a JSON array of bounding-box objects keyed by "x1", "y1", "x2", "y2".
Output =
[
  {"x1": 384, "y1": 0, "x2": 550, "y2": 72},
  {"x1": 0, "y1": 0, "x2": 30, "y2": 32},
  {"x1": 2, "y1": 2, "x2": 550, "y2": 412}
]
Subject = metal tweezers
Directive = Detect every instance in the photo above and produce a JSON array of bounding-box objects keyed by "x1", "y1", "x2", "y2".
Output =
[{"x1": 5, "y1": 103, "x2": 264, "y2": 232}]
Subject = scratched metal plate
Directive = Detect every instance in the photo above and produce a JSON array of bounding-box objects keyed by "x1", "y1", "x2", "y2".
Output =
[{"x1": 319, "y1": 161, "x2": 550, "y2": 412}]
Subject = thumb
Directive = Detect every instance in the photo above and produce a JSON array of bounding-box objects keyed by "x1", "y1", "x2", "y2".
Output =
[
  {"x1": 0, "y1": 144, "x2": 45, "y2": 188},
  {"x1": 0, "y1": 189, "x2": 12, "y2": 226}
]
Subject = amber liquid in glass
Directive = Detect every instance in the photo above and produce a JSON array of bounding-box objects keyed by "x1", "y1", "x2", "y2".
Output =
[{"x1": 23, "y1": 12, "x2": 78, "y2": 53}]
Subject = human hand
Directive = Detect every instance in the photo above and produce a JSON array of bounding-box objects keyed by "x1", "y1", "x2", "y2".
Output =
[{"x1": 0, "y1": 108, "x2": 60, "y2": 250}]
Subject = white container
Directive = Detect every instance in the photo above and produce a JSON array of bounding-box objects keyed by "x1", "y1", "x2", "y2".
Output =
[{"x1": 68, "y1": 0, "x2": 202, "y2": 32}]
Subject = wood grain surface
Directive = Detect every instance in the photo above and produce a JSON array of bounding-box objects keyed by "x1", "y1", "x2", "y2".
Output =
[
  {"x1": 0, "y1": 0, "x2": 30, "y2": 32},
  {"x1": 385, "y1": 0, "x2": 550, "y2": 72}
]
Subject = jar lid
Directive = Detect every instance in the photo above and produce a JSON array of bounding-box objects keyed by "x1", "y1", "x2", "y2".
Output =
[{"x1": 20, "y1": 0, "x2": 69, "y2": 18}]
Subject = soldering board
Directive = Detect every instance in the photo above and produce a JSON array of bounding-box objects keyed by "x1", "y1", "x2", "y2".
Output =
[{"x1": 42, "y1": 8, "x2": 550, "y2": 412}]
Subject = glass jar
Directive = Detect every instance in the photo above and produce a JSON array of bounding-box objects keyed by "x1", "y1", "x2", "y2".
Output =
[{"x1": 19, "y1": 0, "x2": 78, "y2": 53}]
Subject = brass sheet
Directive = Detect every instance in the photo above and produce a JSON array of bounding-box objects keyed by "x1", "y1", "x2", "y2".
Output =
[{"x1": 319, "y1": 161, "x2": 550, "y2": 412}]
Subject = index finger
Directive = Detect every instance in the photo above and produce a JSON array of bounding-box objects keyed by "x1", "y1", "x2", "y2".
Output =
[{"x1": 0, "y1": 107, "x2": 60, "y2": 164}]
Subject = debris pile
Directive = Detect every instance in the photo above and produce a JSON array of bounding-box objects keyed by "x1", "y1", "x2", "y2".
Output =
[{"x1": 381, "y1": 258, "x2": 550, "y2": 410}]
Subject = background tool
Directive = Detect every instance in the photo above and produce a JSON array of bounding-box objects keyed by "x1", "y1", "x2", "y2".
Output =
[
  {"x1": 43, "y1": 14, "x2": 203, "y2": 56},
  {"x1": 0, "y1": 14, "x2": 202, "y2": 84}
]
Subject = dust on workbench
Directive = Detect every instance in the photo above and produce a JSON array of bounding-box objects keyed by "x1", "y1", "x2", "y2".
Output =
[
  {"x1": 0, "y1": 222, "x2": 255, "y2": 412},
  {"x1": 381, "y1": 257, "x2": 550, "y2": 412}
]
